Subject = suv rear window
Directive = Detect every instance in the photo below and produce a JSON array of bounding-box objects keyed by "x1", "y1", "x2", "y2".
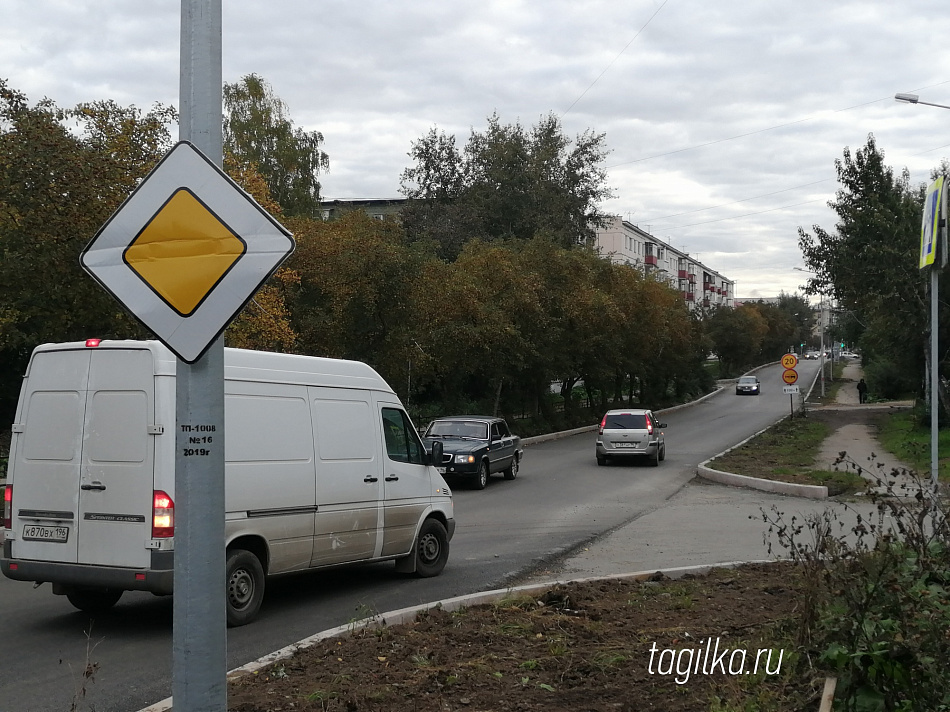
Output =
[{"x1": 604, "y1": 413, "x2": 647, "y2": 429}]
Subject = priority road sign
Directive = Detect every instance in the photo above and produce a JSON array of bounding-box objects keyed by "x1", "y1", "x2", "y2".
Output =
[
  {"x1": 782, "y1": 369, "x2": 799, "y2": 384},
  {"x1": 81, "y1": 141, "x2": 294, "y2": 363},
  {"x1": 781, "y1": 353, "x2": 798, "y2": 369}
]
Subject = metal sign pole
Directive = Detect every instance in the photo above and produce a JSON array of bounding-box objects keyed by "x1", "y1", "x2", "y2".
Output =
[{"x1": 174, "y1": 2, "x2": 227, "y2": 710}]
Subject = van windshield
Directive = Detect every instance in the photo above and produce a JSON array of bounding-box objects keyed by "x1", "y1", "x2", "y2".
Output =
[{"x1": 604, "y1": 414, "x2": 646, "y2": 429}]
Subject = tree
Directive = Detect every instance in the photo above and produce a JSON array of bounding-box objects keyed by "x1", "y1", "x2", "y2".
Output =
[
  {"x1": 399, "y1": 113, "x2": 613, "y2": 259},
  {"x1": 705, "y1": 304, "x2": 769, "y2": 377},
  {"x1": 798, "y1": 134, "x2": 928, "y2": 396},
  {"x1": 0, "y1": 82, "x2": 176, "y2": 421},
  {"x1": 223, "y1": 74, "x2": 329, "y2": 219}
]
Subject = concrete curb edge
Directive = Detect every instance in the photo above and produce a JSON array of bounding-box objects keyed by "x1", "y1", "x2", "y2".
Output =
[{"x1": 696, "y1": 367, "x2": 829, "y2": 498}]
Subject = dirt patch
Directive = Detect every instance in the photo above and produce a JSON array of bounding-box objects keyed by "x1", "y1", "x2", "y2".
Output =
[{"x1": 227, "y1": 562, "x2": 818, "y2": 711}]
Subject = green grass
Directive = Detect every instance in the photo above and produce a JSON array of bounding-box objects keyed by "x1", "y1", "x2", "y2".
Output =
[
  {"x1": 875, "y1": 410, "x2": 950, "y2": 482},
  {"x1": 709, "y1": 416, "x2": 866, "y2": 494}
]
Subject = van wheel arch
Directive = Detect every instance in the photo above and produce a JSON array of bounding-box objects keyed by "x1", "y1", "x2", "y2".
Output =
[{"x1": 395, "y1": 516, "x2": 449, "y2": 577}]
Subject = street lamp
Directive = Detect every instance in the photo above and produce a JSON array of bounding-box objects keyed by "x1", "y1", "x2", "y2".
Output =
[
  {"x1": 895, "y1": 92, "x2": 945, "y2": 494},
  {"x1": 895, "y1": 93, "x2": 950, "y2": 111}
]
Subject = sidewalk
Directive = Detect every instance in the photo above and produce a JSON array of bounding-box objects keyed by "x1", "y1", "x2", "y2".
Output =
[{"x1": 517, "y1": 360, "x2": 915, "y2": 584}]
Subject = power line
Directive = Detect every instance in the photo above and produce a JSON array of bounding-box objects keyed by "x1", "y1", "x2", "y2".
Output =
[{"x1": 561, "y1": 0, "x2": 669, "y2": 118}]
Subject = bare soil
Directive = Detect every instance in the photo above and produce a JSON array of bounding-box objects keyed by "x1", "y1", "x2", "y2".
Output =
[{"x1": 227, "y1": 562, "x2": 820, "y2": 711}]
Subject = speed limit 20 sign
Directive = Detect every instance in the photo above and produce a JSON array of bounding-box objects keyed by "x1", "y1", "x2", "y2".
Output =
[{"x1": 781, "y1": 353, "x2": 798, "y2": 369}]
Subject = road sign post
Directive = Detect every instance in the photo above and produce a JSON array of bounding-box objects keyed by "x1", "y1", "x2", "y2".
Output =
[
  {"x1": 782, "y1": 366, "x2": 799, "y2": 418},
  {"x1": 921, "y1": 176, "x2": 946, "y2": 494},
  {"x1": 81, "y1": 4, "x2": 293, "y2": 709}
]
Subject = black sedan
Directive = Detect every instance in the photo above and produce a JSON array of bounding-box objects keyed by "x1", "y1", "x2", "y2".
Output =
[{"x1": 422, "y1": 416, "x2": 522, "y2": 489}]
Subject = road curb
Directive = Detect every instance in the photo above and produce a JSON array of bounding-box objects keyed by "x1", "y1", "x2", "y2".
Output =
[
  {"x1": 137, "y1": 558, "x2": 775, "y2": 712},
  {"x1": 697, "y1": 461, "x2": 828, "y2": 499},
  {"x1": 695, "y1": 364, "x2": 832, "y2": 498}
]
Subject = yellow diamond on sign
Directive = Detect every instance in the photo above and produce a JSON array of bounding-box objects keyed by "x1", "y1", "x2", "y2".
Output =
[{"x1": 124, "y1": 188, "x2": 247, "y2": 316}]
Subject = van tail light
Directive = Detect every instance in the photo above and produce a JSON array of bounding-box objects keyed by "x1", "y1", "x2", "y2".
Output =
[
  {"x1": 646, "y1": 419, "x2": 654, "y2": 435},
  {"x1": 2, "y1": 485, "x2": 10, "y2": 530},
  {"x1": 598, "y1": 414, "x2": 607, "y2": 434},
  {"x1": 152, "y1": 490, "x2": 174, "y2": 538}
]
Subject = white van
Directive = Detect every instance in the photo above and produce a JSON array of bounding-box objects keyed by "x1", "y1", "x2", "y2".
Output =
[{"x1": 0, "y1": 340, "x2": 453, "y2": 626}]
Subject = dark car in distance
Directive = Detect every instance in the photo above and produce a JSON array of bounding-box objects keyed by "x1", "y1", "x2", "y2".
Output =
[
  {"x1": 422, "y1": 416, "x2": 522, "y2": 490},
  {"x1": 735, "y1": 375, "x2": 761, "y2": 395}
]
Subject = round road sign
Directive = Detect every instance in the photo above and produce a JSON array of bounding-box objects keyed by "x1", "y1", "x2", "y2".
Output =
[
  {"x1": 781, "y1": 353, "x2": 798, "y2": 369},
  {"x1": 782, "y1": 369, "x2": 799, "y2": 384}
]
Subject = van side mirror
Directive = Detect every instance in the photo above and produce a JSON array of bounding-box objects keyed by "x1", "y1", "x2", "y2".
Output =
[
  {"x1": 428, "y1": 440, "x2": 443, "y2": 466},
  {"x1": 658, "y1": 422, "x2": 668, "y2": 429}
]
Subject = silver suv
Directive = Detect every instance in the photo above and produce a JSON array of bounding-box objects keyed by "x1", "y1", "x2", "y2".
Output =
[{"x1": 595, "y1": 409, "x2": 667, "y2": 466}]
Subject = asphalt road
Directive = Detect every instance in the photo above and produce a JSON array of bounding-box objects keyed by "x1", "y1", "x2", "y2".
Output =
[{"x1": 0, "y1": 361, "x2": 819, "y2": 712}]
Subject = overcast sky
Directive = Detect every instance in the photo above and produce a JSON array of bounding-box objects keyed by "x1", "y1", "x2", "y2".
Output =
[{"x1": 3, "y1": 1, "x2": 950, "y2": 298}]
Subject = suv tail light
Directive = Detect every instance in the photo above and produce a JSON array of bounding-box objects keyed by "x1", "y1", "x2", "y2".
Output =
[
  {"x1": 598, "y1": 414, "x2": 607, "y2": 434},
  {"x1": 646, "y1": 419, "x2": 654, "y2": 435},
  {"x1": 152, "y1": 490, "x2": 174, "y2": 538},
  {"x1": 2, "y1": 485, "x2": 10, "y2": 530}
]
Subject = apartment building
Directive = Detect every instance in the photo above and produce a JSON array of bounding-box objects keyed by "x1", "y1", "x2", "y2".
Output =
[{"x1": 594, "y1": 216, "x2": 734, "y2": 310}]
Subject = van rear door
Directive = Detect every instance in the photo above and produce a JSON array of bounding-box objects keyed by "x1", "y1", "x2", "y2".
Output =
[
  {"x1": 10, "y1": 347, "x2": 155, "y2": 569},
  {"x1": 77, "y1": 348, "x2": 155, "y2": 568},
  {"x1": 10, "y1": 349, "x2": 91, "y2": 564}
]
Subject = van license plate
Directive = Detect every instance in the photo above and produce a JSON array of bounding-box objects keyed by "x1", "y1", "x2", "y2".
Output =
[
  {"x1": 22, "y1": 525, "x2": 69, "y2": 543},
  {"x1": 614, "y1": 442, "x2": 636, "y2": 448}
]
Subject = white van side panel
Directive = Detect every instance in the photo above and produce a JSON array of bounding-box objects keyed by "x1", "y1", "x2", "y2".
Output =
[
  {"x1": 224, "y1": 381, "x2": 316, "y2": 574},
  {"x1": 309, "y1": 388, "x2": 382, "y2": 566}
]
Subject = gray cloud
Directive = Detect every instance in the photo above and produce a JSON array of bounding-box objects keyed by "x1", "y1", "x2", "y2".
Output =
[{"x1": 2, "y1": 0, "x2": 949, "y2": 298}]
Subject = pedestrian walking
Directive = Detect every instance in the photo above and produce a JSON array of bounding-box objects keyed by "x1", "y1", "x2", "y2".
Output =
[{"x1": 857, "y1": 378, "x2": 868, "y2": 404}]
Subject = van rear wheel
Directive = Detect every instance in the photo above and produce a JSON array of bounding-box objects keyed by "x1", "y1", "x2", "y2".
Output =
[
  {"x1": 66, "y1": 588, "x2": 123, "y2": 614},
  {"x1": 414, "y1": 518, "x2": 449, "y2": 577},
  {"x1": 226, "y1": 549, "x2": 265, "y2": 627}
]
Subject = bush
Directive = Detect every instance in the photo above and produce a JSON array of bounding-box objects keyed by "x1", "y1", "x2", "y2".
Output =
[
  {"x1": 761, "y1": 460, "x2": 950, "y2": 711},
  {"x1": 862, "y1": 357, "x2": 916, "y2": 400}
]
